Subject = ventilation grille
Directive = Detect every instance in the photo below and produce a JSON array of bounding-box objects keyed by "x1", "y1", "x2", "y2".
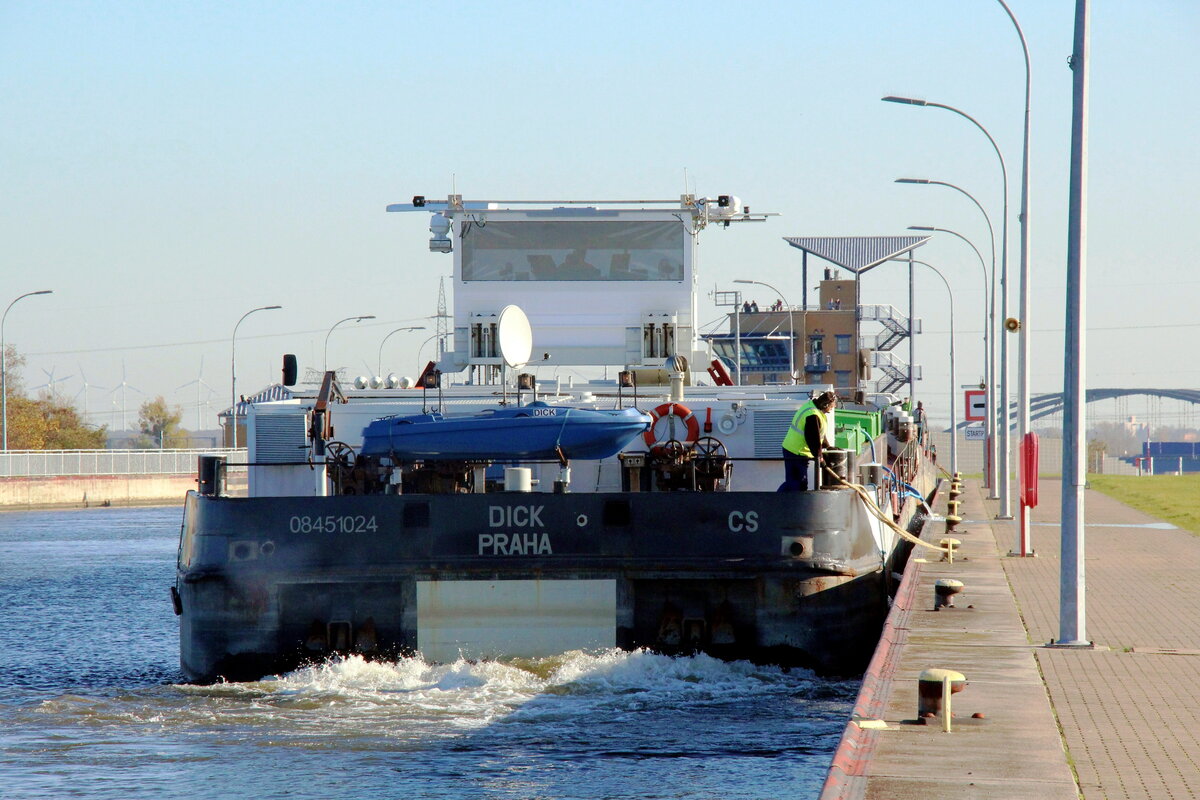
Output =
[
  {"x1": 753, "y1": 410, "x2": 794, "y2": 458},
  {"x1": 254, "y1": 413, "x2": 308, "y2": 464}
]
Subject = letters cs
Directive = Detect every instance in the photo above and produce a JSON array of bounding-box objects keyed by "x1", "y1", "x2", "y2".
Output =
[{"x1": 727, "y1": 510, "x2": 758, "y2": 533}]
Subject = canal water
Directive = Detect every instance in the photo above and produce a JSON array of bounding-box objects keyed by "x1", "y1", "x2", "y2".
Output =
[{"x1": 0, "y1": 507, "x2": 855, "y2": 799}]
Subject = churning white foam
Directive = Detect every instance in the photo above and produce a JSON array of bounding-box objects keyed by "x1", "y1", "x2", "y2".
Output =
[{"x1": 35, "y1": 651, "x2": 816, "y2": 739}]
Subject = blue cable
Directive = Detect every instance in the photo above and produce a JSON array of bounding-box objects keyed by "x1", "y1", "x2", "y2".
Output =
[{"x1": 881, "y1": 465, "x2": 932, "y2": 513}]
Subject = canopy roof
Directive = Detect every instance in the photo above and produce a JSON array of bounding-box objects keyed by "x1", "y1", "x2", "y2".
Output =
[{"x1": 783, "y1": 236, "x2": 929, "y2": 274}]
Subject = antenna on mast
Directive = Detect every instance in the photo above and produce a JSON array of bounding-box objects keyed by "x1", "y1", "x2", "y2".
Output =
[{"x1": 435, "y1": 277, "x2": 449, "y2": 362}]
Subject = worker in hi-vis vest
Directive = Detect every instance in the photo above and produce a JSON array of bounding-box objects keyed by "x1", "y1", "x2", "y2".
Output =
[{"x1": 780, "y1": 390, "x2": 836, "y2": 491}]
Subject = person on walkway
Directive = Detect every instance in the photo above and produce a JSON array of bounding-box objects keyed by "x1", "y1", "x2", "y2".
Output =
[{"x1": 780, "y1": 390, "x2": 836, "y2": 491}]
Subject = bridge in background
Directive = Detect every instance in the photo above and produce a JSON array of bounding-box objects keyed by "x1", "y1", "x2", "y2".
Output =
[
  {"x1": 952, "y1": 388, "x2": 1200, "y2": 429},
  {"x1": 1029, "y1": 388, "x2": 1200, "y2": 422}
]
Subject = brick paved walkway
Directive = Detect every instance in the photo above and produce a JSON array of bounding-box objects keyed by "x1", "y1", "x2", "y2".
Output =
[{"x1": 987, "y1": 479, "x2": 1200, "y2": 800}]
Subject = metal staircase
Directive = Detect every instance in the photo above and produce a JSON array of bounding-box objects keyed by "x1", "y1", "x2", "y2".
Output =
[
  {"x1": 859, "y1": 305, "x2": 922, "y2": 394},
  {"x1": 871, "y1": 352, "x2": 921, "y2": 395}
]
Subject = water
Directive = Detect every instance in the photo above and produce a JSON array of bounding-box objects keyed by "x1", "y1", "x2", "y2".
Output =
[{"x1": 0, "y1": 507, "x2": 856, "y2": 799}]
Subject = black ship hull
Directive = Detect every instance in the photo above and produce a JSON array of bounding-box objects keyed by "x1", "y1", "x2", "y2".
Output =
[{"x1": 175, "y1": 487, "x2": 929, "y2": 682}]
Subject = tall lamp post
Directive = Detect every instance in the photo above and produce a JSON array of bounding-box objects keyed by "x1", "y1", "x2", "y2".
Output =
[
  {"x1": 324, "y1": 315, "x2": 376, "y2": 372},
  {"x1": 734, "y1": 279, "x2": 795, "y2": 383},
  {"x1": 882, "y1": 94, "x2": 1013, "y2": 521},
  {"x1": 996, "y1": 0, "x2": 1035, "y2": 556},
  {"x1": 1058, "y1": 0, "x2": 1090, "y2": 647},
  {"x1": 896, "y1": 178, "x2": 999, "y2": 495},
  {"x1": 2, "y1": 290, "x2": 53, "y2": 451},
  {"x1": 908, "y1": 225, "x2": 993, "y2": 487},
  {"x1": 378, "y1": 326, "x2": 426, "y2": 377},
  {"x1": 231, "y1": 304, "x2": 282, "y2": 450},
  {"x1": 911, "y1": 261, "x2": 958, "y2": 477}
]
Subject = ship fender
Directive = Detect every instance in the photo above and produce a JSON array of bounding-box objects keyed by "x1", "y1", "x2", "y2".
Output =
[{"x1": 643, "y1": 402, "x2": 701, "y2": 450}]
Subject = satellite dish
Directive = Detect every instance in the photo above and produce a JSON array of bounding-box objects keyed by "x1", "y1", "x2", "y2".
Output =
[{"x1": 497, "y1": 305, "x2": 533, "y2": 368}]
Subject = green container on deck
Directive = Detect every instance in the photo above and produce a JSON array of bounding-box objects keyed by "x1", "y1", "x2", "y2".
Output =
[
  {"x1": 834, "y1": 409, "x2": 881, "y2": 454},
  {"x1": 835, "y1": 427, "x2": 867, "y2": 454}
]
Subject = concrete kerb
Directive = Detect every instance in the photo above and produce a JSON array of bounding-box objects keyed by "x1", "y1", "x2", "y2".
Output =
[{"x1": 819, "y1": 481, "x2": 944, "y2": 800}]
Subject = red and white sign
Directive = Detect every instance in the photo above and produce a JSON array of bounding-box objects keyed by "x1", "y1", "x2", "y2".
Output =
[{"x1": 964, "y1": 390, "x2": 986, "y2": 422}]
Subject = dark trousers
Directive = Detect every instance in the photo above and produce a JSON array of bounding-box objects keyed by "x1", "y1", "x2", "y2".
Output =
[{"x1": 781, "y1": 448, "x2": 815, "y2": 492}]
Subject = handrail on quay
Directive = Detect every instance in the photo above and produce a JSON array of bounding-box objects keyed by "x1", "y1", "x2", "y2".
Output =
[{"x1": 0, "y1": 448, "x2": 247, "y2": 478}]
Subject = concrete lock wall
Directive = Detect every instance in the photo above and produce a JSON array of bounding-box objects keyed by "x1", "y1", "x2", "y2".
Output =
[{"x1": 0, "y1": 473, "x2": 247, "y2": 510}]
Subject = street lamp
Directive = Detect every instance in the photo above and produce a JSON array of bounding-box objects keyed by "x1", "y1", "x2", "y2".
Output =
[
  {"x1": 882, "y1": 94, "x2": 1014, "y2": 521},
  {"x1": 996, "y1": 0, "x2": 1035, "y2": 556},
  {"x1": 911, "y1": 261, "x2": 958, "y2": 478},
  {"x1": 897, "y1": 179, "x2": 999, "y2": 495},
  {"x1": 324, "y1": 315, "x2": 376, "y2": 372},
  {"x1": 1059, "y1": 0, "x2": 1090, "y2": 646},
  {"x1": 734, "y1": 279, "x2": 795, "y2": 384},
  {"x1": 416, "y1": 332, "x2": 440, "y2": 372},
  {"x1": 377, "y1": 326, "x2": 426, "y2": 377},
  {"x1": 908, "y1": 225, "x2": 993, "y2": 489},
  {"x1": 231, "y1": 304, "x2": 282, "y2": 450},
  {"x1": 2, "y1": 290, "x2": 53, "y2": 450}
]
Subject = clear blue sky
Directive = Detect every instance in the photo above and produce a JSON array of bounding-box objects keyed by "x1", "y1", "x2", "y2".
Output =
[{"x1": 2, "y1": 1, "x2": 1197, "y2": 431}]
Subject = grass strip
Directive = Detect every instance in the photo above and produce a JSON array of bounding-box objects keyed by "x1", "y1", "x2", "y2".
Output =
[{"x1": 1086, "y1": 474, "x2": 1200, "y2": 535}]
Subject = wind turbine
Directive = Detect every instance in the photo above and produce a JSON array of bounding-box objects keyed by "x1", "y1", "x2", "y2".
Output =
[
  {"x1": 34, "y1": 366, "x2": 74, "y2": 398},
  {"x1": 108, "y1": 362, "x2": 144, "y2": 431},
  {"x1": 176, "y1": 356, "x2": 217, "y2": 432},
  {"x1": 73, "y1": 368, "x2": 108, "y2": 422}
]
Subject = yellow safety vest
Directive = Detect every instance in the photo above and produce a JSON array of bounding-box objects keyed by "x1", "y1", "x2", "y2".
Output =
[{"x1": 782, "y1": 400, "x2": 827, "y2": 458}]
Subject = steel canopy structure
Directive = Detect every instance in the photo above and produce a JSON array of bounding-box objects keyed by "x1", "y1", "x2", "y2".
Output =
[
  {"x1": 782, "y1": 235, "x2": 930, "y2": 274},
  {"x1": 783, "y1": 235, "x2": 931, "y2": 396}
]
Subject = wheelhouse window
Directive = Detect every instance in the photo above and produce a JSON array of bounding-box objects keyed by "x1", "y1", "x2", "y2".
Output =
[{"x1": 460, "y1": 220, "x2": 686, "y2": 281}]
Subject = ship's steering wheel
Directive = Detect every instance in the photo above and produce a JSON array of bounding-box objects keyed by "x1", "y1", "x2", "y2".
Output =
[
  {"x1": 325, "y1": 441, "x2": 357, "y2": 472},
  {"x1": 655, "y1": 438, "x2": 687, "y2": 463},
  {"x1": 693, "y1": 436, "x2": 727, "y2": 464}
]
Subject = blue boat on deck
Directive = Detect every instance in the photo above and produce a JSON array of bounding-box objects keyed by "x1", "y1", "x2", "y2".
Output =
[{"x1": 360, "y1": 402, "x2": 652, "y2": 461}]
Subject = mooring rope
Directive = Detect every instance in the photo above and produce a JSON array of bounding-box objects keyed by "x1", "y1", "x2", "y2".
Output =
[{"x1": 822, "y1": 465, "x2": 951, "y2": 553}]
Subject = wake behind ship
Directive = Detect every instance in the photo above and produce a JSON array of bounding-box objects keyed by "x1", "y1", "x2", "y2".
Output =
[{"x1": 174, "y1": 193, "x2": 939, "y2": 683}]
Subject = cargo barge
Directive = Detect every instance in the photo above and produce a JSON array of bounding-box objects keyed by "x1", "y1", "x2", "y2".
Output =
[{"x1": 174, "y1": 193, "x2": 937, "y2": 682}]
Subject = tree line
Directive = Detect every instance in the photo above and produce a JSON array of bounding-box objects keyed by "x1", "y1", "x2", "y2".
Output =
[{"x1": 4, "y1": 346, "x2": 189, "y2": 450}]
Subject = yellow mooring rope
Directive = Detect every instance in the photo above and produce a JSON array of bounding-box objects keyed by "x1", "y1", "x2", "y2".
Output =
[{"x1": 821, "y1": 465, "x2": 952, "y2": 554}]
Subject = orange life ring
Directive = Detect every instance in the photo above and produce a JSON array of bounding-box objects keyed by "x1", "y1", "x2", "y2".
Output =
[{"x1": 643, "y1": 402, "x2": 701, "y2": 449}]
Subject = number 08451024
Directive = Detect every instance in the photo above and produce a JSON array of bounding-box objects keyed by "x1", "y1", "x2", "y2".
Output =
[{"x1": 288, "y1": 515, "x2": 378, "y2": 534}]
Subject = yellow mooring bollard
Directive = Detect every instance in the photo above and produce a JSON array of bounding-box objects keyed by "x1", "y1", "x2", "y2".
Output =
[
  {"x1": 939, "y1": 537, "x2": 961, "y2": 563},
  {"x1": 918, "y1": 668, "x2": 966, "y2": 731}
]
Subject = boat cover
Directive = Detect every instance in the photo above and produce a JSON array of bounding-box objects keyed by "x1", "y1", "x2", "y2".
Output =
[{"x1": 360, "y1": 402, "x2": 651, "y2": 461}]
